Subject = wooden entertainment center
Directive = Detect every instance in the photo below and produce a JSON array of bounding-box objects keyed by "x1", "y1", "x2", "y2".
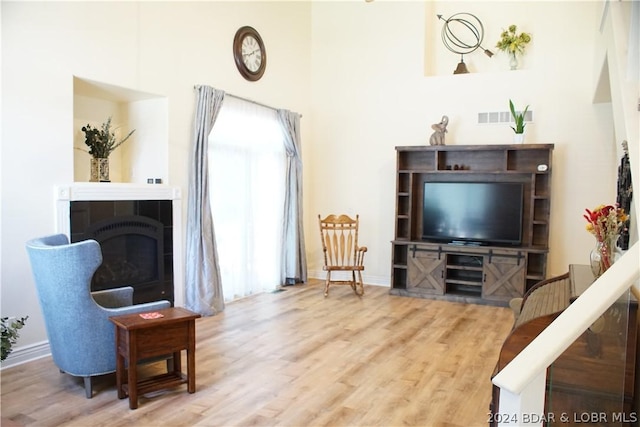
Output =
[{"x1": 390, "y1": 144, "x2": 554, "y2": 306}]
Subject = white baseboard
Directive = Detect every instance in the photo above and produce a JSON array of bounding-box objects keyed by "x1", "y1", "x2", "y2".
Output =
[
  {"x1": 307, "y1": 270, "x2": 390, "y2": 287},
  {"x1": 1, "y1": 341, "x2": 51, "y2": 369}
]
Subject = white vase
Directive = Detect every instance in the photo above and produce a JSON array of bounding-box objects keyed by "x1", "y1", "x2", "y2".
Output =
[{"x1": 513, "y1": 133, "x2": 525, "y2": 144}]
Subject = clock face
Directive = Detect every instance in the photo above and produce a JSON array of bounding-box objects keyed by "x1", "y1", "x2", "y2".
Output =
[
  {"x1": 233, "y1": 26, "x2": 266, "y2": 81},
  {"x1": 241, "y1": 35, "x2": 262, "y2": 72}
]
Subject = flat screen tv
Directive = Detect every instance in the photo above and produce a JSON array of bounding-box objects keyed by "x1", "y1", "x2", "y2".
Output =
[{"x1": 422, "y1": 181, "x2": 524, "y2": 246}]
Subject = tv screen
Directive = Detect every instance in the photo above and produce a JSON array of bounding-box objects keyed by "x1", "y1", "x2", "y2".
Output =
[{"x1": 422, "y1": 182, "x2": 524, "y2": 246}]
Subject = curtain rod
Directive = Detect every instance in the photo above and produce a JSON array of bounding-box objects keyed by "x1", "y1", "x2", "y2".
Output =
[
  {"x1": 227, "y1": 93, "x2": 276, "y2": 112},
  {"x1": 193, "y1": 85, "x2": 301, "y2": 117}
]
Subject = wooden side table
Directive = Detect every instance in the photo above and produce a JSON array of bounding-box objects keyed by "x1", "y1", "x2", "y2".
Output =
[{"x1": 109, "y1": 307, "x2": 201, "y2": 409}]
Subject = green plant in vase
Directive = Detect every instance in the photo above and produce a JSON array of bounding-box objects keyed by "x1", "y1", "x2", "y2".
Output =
[
  {"x1": 81, "y1": 117, "x2": 135, "y2": 182},
  {"x1": 509, "y1": 99, "x2": 529, "y2": 143}
]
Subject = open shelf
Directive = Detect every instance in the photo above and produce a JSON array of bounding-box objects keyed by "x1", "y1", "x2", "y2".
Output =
[
  {"x1": 73, "y1": 76, "x2": 169, "y2": 184},
  {"x1": 446, "y1": 283, "x2": 482, "y2": 297}
]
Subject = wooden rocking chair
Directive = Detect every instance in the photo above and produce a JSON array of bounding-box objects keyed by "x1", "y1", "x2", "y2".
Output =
[{"x1": 318, "y1": 214, "x2": 367, "y2": 297}]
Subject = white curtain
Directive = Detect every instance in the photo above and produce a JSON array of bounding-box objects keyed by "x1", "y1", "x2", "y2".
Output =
[{"x1": 208, "y1": 96, "x2": 286, "y2": 301}]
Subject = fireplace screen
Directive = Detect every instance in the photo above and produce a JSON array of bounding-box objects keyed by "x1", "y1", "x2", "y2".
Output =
[
  {"x1": 70, "y1": 200, "x2": 174, "y2": 304},
  {"x1": 86, "y1": 216, "x2": 164, "y2": 292}
]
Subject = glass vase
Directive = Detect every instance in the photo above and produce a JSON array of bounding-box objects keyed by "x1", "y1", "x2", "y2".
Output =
[
  {"x1": 509, "y1": 52, "x2": 519, "y2": 70},
  {"x1": 589, "y1": 238, "x2": 618, "y2": 278}
]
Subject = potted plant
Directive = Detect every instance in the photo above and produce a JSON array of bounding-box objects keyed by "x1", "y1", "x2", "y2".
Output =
[
  {"x1": 81, "y1": 117, "x2": 135, "y2": 182},
  {"x1": 1, "y1": 316, "x2": 28, "y2": 362},
  {"x1": 495, "y1": 24, "x2": 531, "y2": 70},
  {"x1": 509, "y1": 99, "x2": 529, "y2": 143}
]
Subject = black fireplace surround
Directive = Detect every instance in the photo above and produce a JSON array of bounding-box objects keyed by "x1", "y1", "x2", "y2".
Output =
[{"x1": 70, "y1": 200, "x2": 174, "y2": 305}]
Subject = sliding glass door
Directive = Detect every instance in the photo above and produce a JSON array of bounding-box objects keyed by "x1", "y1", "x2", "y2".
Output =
[{"x1": 208, "y1": 96, "x2": 286, "y2": 301}]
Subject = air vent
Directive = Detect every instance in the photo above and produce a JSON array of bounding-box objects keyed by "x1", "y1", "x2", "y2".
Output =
[{"x1": 478, "y1": 110, "x2": 533, "y2": 125}]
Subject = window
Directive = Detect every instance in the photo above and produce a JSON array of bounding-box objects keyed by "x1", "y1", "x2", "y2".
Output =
[{"x1": 208, "y1": 96, "x2": 286, "y2": 301}]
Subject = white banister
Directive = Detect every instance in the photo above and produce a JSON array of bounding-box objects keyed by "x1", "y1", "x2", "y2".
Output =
[
  {"x1": 492, "y1": 243, "x2": 639, "y2": 425},
  {"x1": 493, "y1": 371, "x2": 546, "y2": 427}
]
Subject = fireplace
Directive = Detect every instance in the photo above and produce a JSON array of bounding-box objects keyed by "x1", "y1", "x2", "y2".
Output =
[
  {"x1": 71, "y1": 201, "x2": 172, "y2": 304},
  {"x1": 56, "y1": 183, "x2": 184, "y2": 307}
]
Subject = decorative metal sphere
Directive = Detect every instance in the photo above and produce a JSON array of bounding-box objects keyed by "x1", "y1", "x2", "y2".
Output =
[{"x1": 439, "y1": 13, "x2": 486, "y2": 56}]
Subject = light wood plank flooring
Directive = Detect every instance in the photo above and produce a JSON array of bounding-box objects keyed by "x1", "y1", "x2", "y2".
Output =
[{"x1": 1, "y1": 280, "x2": 514, "y2": 426}]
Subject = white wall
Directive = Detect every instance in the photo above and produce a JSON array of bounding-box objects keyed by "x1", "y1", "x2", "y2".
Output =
[
  {"x1": 308, "y1": 1, "x2": 624, "y2": 283},
  {"x1": 1, "y1": 1, "x2": 311, "y2": 351},
  {"x1": 1, "y1": 0, "x2": 634, "y2": 356}
]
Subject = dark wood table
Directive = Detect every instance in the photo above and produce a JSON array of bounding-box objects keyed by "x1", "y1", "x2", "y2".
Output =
[{"x1": 109, "y1": 307, "x2": 201, "y2": 409}]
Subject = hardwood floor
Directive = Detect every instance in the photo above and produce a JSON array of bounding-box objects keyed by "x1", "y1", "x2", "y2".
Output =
[{"x1": 1, "y1": 280, "x2": 514, "y2": 426}]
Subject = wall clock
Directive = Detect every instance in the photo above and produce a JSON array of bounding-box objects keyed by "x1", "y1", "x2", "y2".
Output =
[{"x1": 233, "y1": 26, "x2": 267, "y2": 81}]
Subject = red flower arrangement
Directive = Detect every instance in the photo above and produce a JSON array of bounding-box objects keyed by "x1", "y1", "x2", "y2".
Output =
[
  {"x1": 583, "y1": 204, "x2": 628, "y2": 274},
  {"x1": 583, "y1": 204, "x2": 628, "y2": 243}
]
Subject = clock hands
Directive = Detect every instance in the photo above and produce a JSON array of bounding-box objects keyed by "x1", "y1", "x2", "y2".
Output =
[
  {"x1": 242, "y1": 47, "x2": 262, "y2": 72},
  {"x1": 242, "y1": 48, "x2": 261, "y2": 59}
]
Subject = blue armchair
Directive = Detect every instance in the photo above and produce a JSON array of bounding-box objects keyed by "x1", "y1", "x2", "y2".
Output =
[{"x1": 25, "y1": 234, "x2": 171, "y2": 398}]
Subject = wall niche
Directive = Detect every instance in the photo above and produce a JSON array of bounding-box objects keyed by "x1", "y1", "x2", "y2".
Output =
[{"x1": 73, "y1": 77, "x2": 169, "y2": 184}]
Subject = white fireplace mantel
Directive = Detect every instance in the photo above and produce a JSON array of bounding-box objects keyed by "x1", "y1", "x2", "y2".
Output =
[{"x1": 55, "y1": 183, "x2": 184, "y2": 307}]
